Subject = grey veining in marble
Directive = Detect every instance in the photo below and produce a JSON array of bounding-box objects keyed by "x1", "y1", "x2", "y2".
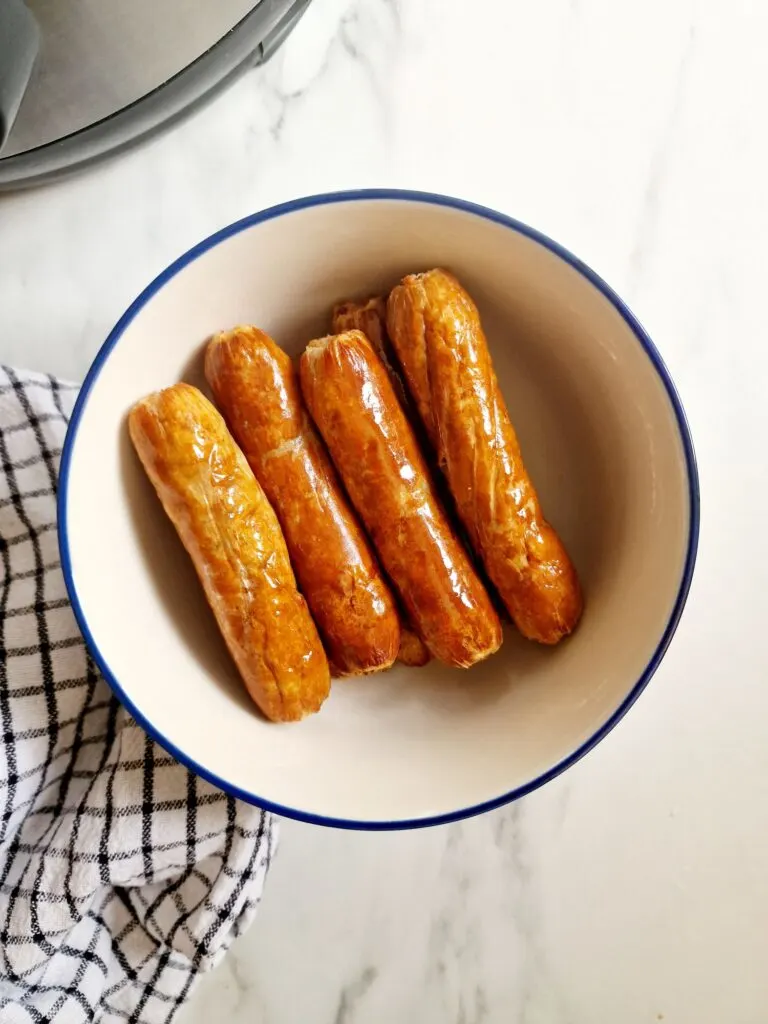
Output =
[{"x1": 2, "y1": 0, "x2": 768, "y2": 1021}]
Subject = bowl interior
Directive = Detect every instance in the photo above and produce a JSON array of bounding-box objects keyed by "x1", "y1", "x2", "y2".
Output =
[{"x1": 62, "y1": 196, "x2": 692, "y2": 825}]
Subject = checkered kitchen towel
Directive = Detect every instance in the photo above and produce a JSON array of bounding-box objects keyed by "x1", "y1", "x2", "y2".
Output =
[{"x1": 0, "y1": 367, "x2": 277, "y2": 1023}]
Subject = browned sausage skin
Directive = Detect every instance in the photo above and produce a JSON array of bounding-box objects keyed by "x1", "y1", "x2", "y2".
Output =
[
  {"x1": 331, "y1": 299, "x2": 432, "y2": 669},
  {"x1": 387, "y1": 269, "x2": 582, "y2": 644},
  {"x1": 396, "y1": 629, "x2": 432, "y2": 667},
  {"x1": 300, "y1": 330, "x2": 502, "y2": 669},
  {"x1": 205, "y1": 326, "x2": 400, "y2": 676},
  {"x1": 128, "y1": 383, "x2": 330, "y2": 721},
  {"x1": 332, "y1": 296, "x2": 415, "y2": 416}
]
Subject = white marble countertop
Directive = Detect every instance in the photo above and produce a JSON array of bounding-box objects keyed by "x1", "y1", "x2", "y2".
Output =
[{"x1": 2, "y1": 0, "x2": 766, "y2": 1020}]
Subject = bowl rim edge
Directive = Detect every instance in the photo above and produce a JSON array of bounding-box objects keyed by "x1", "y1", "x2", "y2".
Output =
[{"x1": 57, "y1": 188, "x2": 701, "y2": 831}]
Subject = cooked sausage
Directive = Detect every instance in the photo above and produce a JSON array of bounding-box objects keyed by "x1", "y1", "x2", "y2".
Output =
[
  {"x1": 332, "y1": 296, "x2": 414, "y2": 415},
  {"x1": 205, "y1": 326, "x2": 400, "y2": 676},
  {"x1": 331, "y1": 299, "x2": 432, "y2": 669},
  {"x1": 387, "y1": 269, "x2": 582, "y2": 644},
  {"x1": 128, "y1": 383, "x2": 330, "y2": 721},
  {"x1": 300, "y1": 331, "x2": 502, "y2": 669},
  {"x1": 396, "y1": 628, "x2": 432, "y2": 667}
]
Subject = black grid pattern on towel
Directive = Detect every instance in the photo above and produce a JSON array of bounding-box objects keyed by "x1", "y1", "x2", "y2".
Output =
[{"x1": 0, "y1": 367, "x2": 276, "y2": 1024}]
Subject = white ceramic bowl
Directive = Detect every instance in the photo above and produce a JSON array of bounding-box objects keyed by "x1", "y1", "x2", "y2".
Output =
[{"x1": 59, "y1": 191, "x2": 699, "y2": 829}]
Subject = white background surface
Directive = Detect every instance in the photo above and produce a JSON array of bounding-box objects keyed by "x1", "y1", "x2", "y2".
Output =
[{"x1": 1, "y1": 0, "x2": 766, "y2": 1021}]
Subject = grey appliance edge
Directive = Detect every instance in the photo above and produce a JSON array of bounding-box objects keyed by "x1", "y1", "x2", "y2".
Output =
[{"x1": 0, "y1": 0, "x2": 311, "y2": 190}]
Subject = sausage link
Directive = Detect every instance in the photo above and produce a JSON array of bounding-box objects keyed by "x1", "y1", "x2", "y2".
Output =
[
  {"x1": 331, "y1": 300, "x2": 432, "y2": 669},
  {"x1": 299, "y1": 331, "x2": 502, "y2": 669},
  {"x1": 387, "y1": 269, "x2": 582, "y2": 644},
  {"x1": 128, "y1": 383, "x2": 330, "y2": 721},
  {"x1": 396, "y1": 629, "x2": 432, "y2": 667},
  {"x1": 332, "y1": 296, "x2": 414, "y2": 415},
  {"x1": 205, "y1": 327, "x2": 400, "y2": 676}
]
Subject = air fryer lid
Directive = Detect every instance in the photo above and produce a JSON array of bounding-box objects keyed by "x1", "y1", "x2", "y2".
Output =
[{"x1": 0, "y1": 0, "x2": 309, "y2": 187}]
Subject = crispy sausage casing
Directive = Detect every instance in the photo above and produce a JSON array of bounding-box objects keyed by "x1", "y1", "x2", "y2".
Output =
[
  {"x1": 205, "y1": 326, "x2": 400, "y2": 676},
  {"x1": 331, "y1": 300, "x2": 432, "y2": 669},
  {"x1": 333, "y1": 296, "x2": 414, "y2": 415},
  {"x1": 300, "y1": 331, "x2": 502, "y2": 669},
  {"x1": 396, "y1": 629, "x2": 432, "y2": 667},
  {"x1": 128, "y1": 383, "x2": 330, "y2": 721},
  {"x1": 387, "y1": 269, "x2": 582, "y2": 644}
]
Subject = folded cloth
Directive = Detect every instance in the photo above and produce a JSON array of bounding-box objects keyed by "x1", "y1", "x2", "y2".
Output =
[{"x1": 0, "y1": 367, "x2": 277, "y2": 1024}]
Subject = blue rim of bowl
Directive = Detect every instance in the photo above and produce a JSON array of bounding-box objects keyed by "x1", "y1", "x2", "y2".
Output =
[{"x1": 58, "y1": 189, "x2": 700, "y2": 831}]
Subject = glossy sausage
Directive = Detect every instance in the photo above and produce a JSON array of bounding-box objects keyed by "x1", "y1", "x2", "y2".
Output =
[
  {"x1": 332, "y1": 296, "x2": 414, "y2": 414},
  {"x1": 387, "y1": 269, "x2": 582, "y2": 644},
  {"x1": 299, "y1": 331, "x2": 502, "y2": 669},
  {"x1": 331, "y1": 300, "x2": 432, "y2": 669},
  {"x1": 128, "y1": 383, "x2": 330, "y2": 721},
  {"x1": 396, "y1": 628, "x2": 432, "y2": 667},
  {"x1": 205, "y1": 326, "x2": 400, "y2": 676}
]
